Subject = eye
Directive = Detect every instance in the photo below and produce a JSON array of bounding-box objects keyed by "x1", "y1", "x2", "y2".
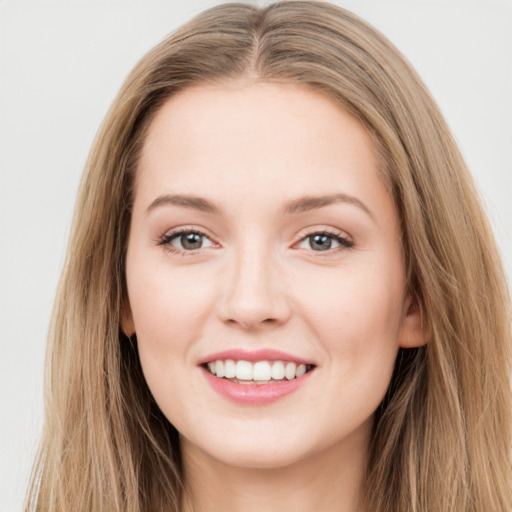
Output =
[
  {"x1": 158, "y1": 229, "x2": 214, "y2": 252},
  {"x1": 296, "y1": 231, "x2": 353, "y2": 252}
]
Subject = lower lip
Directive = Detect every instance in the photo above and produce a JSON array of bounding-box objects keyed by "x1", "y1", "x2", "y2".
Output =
[{"x1": 200, "y1": 366, "x2": 314, "y2": 405}]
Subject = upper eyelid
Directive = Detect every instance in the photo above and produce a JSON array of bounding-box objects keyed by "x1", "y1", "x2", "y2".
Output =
[
  {"x1": 294, "y1": 226, "x2": 352, "y2": 244},
  {"x1": 159, "y1": 225, "x2": 348, "y2": 238},
  {"x1": 159, "y1": 226, "x2": 352, "y2": 249},
  {"x1": 160, "y1": 226, "x2": 215, "y2": 241}
]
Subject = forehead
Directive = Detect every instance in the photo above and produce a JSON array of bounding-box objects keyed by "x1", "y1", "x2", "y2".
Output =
[
  {"x1": 140, "y1": 81, "x2": 376, "y2": 163},
  {"x1": 135, "y1": 81, "x2": 389, "y2": 219}
]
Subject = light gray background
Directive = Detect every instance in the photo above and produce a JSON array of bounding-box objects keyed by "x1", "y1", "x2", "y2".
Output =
[{"x1": 1, "y1": 0, "x2": 511, "y2": 510}]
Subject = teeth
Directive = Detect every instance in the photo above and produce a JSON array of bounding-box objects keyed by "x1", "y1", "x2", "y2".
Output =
[
  {"x1": 253, "y1": 361, "x2": 272, "y2": 381},
  {"x1": 216, "y1": 360, "x2": 225, "y2": 378},
  {"x1": 205, "y1": 359, "x2": 313, "y2": 381},
  {"x1": 285, "y1": 362, "x2": 297, "y2": 380},
  {"x1": 296, "y1": 364, "x2": 306, "y2": 378},
  {"x1": 224, "y1": 359, "x2": 236, "y2": 378},
  {"x1": 235, "y1": 360, "x2": 253, "y2": 380},
  {"x1": 271, "y1": 361, "x2": 285, "y2": 380}
]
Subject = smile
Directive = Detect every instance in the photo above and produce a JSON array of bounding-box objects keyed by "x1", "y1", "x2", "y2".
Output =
[
  {"x1": 199, "y1": 350, "x2": 317, "y2": 404},
  {"x1": 204, "y1": 359, "x2": 315, "y2": 383}
]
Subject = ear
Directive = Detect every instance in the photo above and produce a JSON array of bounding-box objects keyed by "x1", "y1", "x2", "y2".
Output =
[
  {"x1": 398, "y1": 294, "x2": 430, "y2": 348},
  {"x1": 121, "y1": 299, "x2": 136, "y2": 337}
]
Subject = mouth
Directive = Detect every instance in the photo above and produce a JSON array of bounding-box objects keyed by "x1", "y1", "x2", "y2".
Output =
[
  {"x1": 198, "y1": 349, "x2": 317, "y2": 403},
  {"x1": 201, "y1": 359, "x2": 316, "y2": 384}
]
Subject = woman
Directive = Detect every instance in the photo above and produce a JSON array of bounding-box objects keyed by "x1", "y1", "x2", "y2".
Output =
[{"x1": 25, "y1": 1, "x2": 511, "y2": 511}]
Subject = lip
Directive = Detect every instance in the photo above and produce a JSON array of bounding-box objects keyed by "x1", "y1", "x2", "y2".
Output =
[
  {"x1": 200, "y1": 365, "x2": 315, "y2": 405},
  {"x1": 197, "y1": 348, "x2": 316, "y2": 366}
]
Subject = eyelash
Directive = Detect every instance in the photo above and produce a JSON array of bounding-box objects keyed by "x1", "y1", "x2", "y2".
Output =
[
  {"x1": 297, "y1": 228, "x2": 354, "y2": 253},
  {"x1": 156, "y1": 226, "x2": 354, "y2": 257}
]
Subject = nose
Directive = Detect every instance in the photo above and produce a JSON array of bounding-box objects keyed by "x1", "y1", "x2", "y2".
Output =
[{"x1": 216, "y1": 241, "x2": 291, "y2": 330}]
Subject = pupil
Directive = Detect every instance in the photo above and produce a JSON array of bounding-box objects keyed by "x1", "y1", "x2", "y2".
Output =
[
  {"x1": 311, "y1": 234, "x2": 332, "y2": 251},
  {"x1": 181, "y1": 233, "x2": 202, "y2": 250},
  {"x1": 310, "y1": 235, "x2": 332, "y2": 251}
]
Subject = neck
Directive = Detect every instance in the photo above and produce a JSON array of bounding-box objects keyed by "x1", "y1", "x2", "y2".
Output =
[{"x1": 180, "y1": 428, "x2": 369, "y2": 512}]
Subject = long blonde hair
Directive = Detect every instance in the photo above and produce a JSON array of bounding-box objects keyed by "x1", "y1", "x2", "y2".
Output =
[{"x1": 26, "y1": 2, "x2": 511, "y2": 511}]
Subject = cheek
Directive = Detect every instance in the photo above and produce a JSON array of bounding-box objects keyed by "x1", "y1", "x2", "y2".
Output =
[
  {"x1": 125, "y1": 254, "x2": 216, "y2": 383},
  {"x1": 299, "y1": 264, "x2": 404, "y2": 340},
  {"x1": 294, "y1": 261, "x2": 403, "y2": 391},
  {"x1": 125, "y1": 260, "x2": 215, "y2": 421},
  {"x1": 128, "y1": 254, "x2": 209, "y2": 329}
]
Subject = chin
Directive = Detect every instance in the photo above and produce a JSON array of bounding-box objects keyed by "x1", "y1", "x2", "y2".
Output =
[
  {"x1": 210, "y1": 447, "x2": 308, "y2": 471},
  {"x1": 181, "y1": 428, "x2": 314, "y2": 470}
]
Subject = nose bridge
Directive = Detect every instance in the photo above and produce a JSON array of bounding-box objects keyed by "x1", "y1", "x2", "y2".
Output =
[{"x1": 219, "y1": 232, "x2": 290, "y2": 329}]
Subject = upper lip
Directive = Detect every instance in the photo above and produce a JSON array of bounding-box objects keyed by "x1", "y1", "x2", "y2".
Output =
[{"x1": 198, "y1": 348, "x2": 316, "y2": 366}]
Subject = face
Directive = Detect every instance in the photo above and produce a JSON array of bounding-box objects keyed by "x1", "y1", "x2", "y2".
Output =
[{"x1": 124, "y1": 81, "x2": 425, "y2": 470}]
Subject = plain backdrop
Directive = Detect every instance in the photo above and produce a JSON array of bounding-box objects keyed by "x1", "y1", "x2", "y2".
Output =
[{"x1": 1, "y1": 0, "x2": 511, "y2": 510}]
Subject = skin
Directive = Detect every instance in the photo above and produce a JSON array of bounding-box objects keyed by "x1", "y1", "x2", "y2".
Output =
[{"x1": 123, "y1": 81, "x2": 427, "y2": 512}]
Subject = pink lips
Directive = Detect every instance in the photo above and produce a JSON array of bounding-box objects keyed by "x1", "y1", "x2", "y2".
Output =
[{"x1": 198, "y1": 348, "x2": 316, "y2": 405}]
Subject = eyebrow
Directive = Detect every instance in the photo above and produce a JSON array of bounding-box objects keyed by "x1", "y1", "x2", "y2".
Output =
[
  {"x1": 145, "y1": 192, "x2": 375, "y2": 221},
  {"x1": 146, "y1": 194, "x2": 219, "y2": 214},
  {"x1": 283, "y1": 193, "x2": 375, "y2": 220}
]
